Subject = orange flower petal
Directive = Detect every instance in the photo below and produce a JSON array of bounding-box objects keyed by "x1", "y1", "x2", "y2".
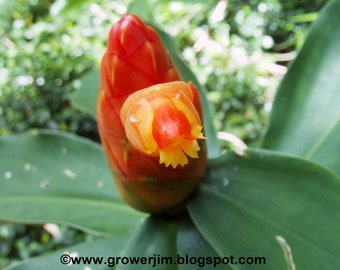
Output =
[{"x1": 120, "y1": 81, "x2": 205, "y2": 168}]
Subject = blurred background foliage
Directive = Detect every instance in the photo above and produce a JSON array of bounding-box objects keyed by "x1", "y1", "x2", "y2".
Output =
[{"x1": 0, "y1": 0, "x2": 328, "y2": 267}]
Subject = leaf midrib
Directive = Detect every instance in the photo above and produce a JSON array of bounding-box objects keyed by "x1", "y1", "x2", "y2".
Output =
[{"x1": 305, "y1": 114, "x2": 340, "y2": 159}]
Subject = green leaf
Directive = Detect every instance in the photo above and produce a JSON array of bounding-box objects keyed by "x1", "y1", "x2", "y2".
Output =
[
  {"x1": 70, "y1": 66, "x2": 100, "y2": 117},
  {"x1": 127, "y1": 0, "x2": 155, "y2": 23},
  {"x1": 154, "y1": 26, "x2": 221, "y2": 159},
  {"x1": 0, "y1": 130, "x2": 144, "y2": 235},
  {"x1": 5, "y1": 235, "x2": 129, "y2": 270},
  {"x1": 50, "y1": 0, "x2": 91, "y2": 16},
  {"x1": 117, "y1": 215, "x2": 224, "y2": 270},
  {"x1": 117, "y1": 216, "x2": 177, "y2": 270},
  {"x1": 188, "y1": 149, "x2": 340, "y2": 269},
  {"x1": 262, "y1": 0, "x2": 340, "y2": 175}
]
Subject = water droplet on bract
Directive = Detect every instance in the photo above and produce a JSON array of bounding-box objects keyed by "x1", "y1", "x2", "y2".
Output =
[
  {"x1": 97, "y1": 180, "x2": 103, "y2": 187},
  {"x1": 4, "y1": 171, "x2": 12, "y2": 179},
  {"x1": 61, "y1": 147, "x2": 68, "y2": 154},
  {"x1": 129, "y1": 115, "x2": 139, "y2": 123}
]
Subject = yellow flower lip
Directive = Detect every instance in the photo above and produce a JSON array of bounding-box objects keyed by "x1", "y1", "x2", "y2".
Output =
[{"x1": 120, "y1": 81, "x2": 205, "y2": 169}]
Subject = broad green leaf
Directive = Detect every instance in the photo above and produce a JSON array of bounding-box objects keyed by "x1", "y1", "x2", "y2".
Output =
[
  {"x1": 117, "y1": 215, "x2": 224, "y2": 270},
  {"x1": 155, "y1": 26, "x2": 221, "y2": 159},
  {"x1": 188, "y1": 149, "x2": 340, "y2": 269},
  {"x1": 70, "y1": 66, "x2": 100, "y2": 117},
  {"x1": 5, "y1": 234, "x2": 129, "y2": 270},
  {"x1": 176, "y1": 216, "x2": 227, "y2": 270},
  {"x1": 117, "y1": 216, "x2": 177, "y2": 270},
  {"x1": 0, "y1": 130, "x2": 144, "y2": 235},
  {"x1": 262, "y1": 0, "x2": 340, "y2": 175}
]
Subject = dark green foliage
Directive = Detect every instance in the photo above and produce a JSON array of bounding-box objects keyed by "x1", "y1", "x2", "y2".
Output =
[
  {"x1": 0, "y1": 0, "x2": 101, "y2": 138},
  {"x1": 0, "y1": 224, "x2": 87, "y2": 268}
]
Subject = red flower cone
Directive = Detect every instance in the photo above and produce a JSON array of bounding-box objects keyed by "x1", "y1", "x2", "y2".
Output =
[{"x1": 97, "y1": 14, "x2": 206, "y2": 214}]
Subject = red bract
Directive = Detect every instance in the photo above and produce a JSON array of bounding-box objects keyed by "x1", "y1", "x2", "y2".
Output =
[
  {"x1": 100, "y1": 14, "x2": 180, "y2": 101},
  {"x1": 97, "y1": 14, "x2": 206, "y2": 214}
]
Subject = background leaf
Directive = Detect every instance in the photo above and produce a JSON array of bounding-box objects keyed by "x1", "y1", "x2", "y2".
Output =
[
  {"x1": 117, "y1": 215, "x2": 223, "y2": 270},
  {"x1": 50, "y1": 0, "x2": 91, "y2": 16},
  {"x1": 262, "y1": 0, "x2": 340, "y2": 176},
  {"x1": 0, "y1": 130, "x2": 144, "y2": 235},
  {"x1": 188, "y1": 149, "x2": 340, "y2": 269},
  {"x1": 70, "y1": 66, "x2": 100, "y2": 117}
]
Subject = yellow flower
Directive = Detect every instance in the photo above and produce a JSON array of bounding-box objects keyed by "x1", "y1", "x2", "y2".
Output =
[{"x1": 120, "y1": 81, "x2": 205, "y2": 169}]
